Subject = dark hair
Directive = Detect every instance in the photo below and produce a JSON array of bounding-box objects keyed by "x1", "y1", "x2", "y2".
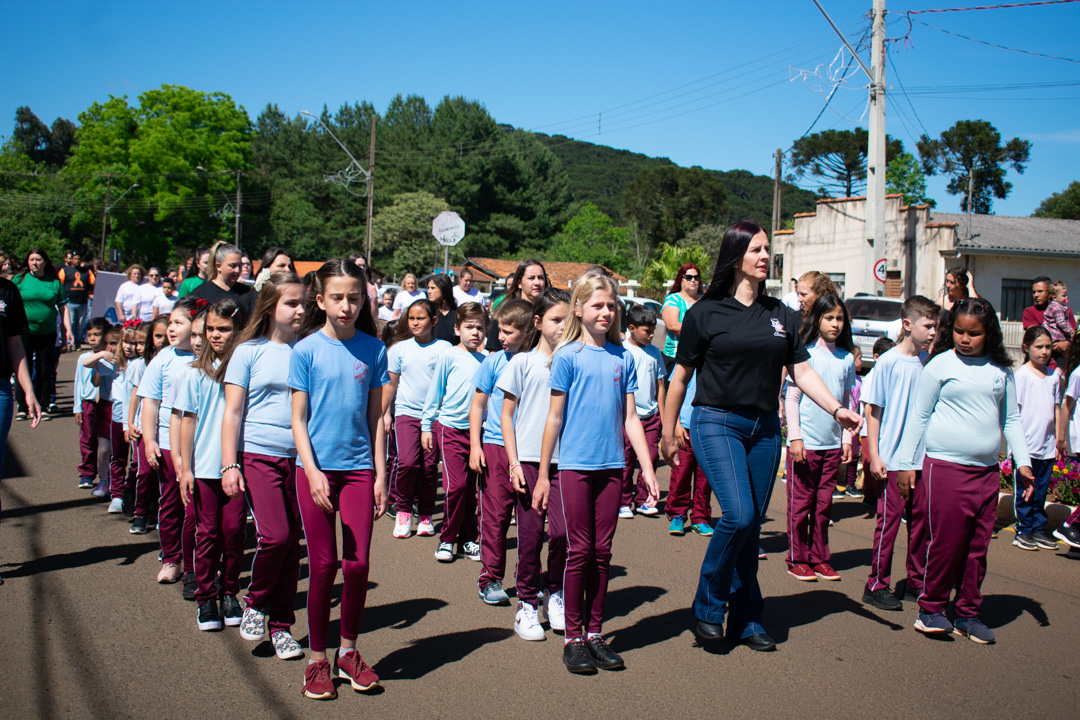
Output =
[
  {"x1": 505, "y1": 259, "x2": 547, "y2": 301},
  {"x1": 17, "y1": 247, "x2": 59, "y2": 281},
  {"x1": 298, "y1": 259, "x2": 378, "y2": 339},
  {"x1": 801, "y1": 294, "x2": 854, "y2": 352},
  {"x1": 872, "y1": 336, "x2": 895, "y2": 357},
  {"x1": 1033, "y1": 276, "x2": 1052, "y2": 286},
  {"x1": 86, "y1": 316, "x2": 112, "y2": 338},
  {"x1": 525, "y1": 287, "x2": 571, "y2": 351},
  {"x1": 394, "y1": 299, "x2": 438, "y2": 344},
  {"x1": 259, "y1": 247, "x2": 295, "y2": 274},
  {"x1": 946, "y1": 266, "x2": 970, "y2": 298},
  {"x1": 930, "y1": 298, "x2": 1012, "y2": 368},
  {"x1": 194, "y1": 299, "x2": 243, "y2": 376},
  {"x1": 345, "y1": 252, "x2": 368, "y2": 267},
  {"x1": 901, "y1": 295, "x2": 940, "y2": 324},
  {"x1": 1021, "y1": 325, "x2": 1052, "y2": 363},
  {"x1": 669, "y1": 263, "x2": 702, "y2": 296},
  {"x1": 1061, "y1": 332, "x2": 1080, "y2": 390},
  {"x1": 381, "y1": 319, "x2": 399, "y2": 349},
  {"x1": 142, "y1": 315, "x2": 170, "y2": 363},
  {"x1": 626, "y1": 304, "x2": 657, "y2": 328},
  {"x1": 703, "y1": 221, "x2": 768, "y2": 300},
  {"x1": 428, "y1": 274, "x2": 458, "y2": 313},
  {"x1": 455, "y1": 301, "x2": 487, "y2": 328}
]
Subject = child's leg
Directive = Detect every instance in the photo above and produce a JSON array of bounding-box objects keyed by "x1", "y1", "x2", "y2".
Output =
[
  {"x1": 866, "y1": 472, "x2": 907, "y2": 592},
  {"x1": 95, "y1": 433, "x2": 112, "y2": 489},
  {"x1": 558, "y1": 469, "x2": 596, "y2": 641},
  {"x1": 919, "y1": 459, "x2": 979, "y2": 615},
  {"x1": 1015, "y1": 456, "x2": 1053, "y2": 535},
  {"x1": 584, "y1": 469, "x2": 621, "y2": 637},
  {"x1": 109, "y1": 421, "x2": 129, "y2": 499},
  {"x1": 244, "y1": 454, "x2": 301, "y2": 632},
  {"x1": 296, "y1": 466, "x2": 340, "y2": 654},
  {"x1": 479, "y1": 443, "x2": 515, "y2": 590},
  {"x1": 688, "y1": 439, "x2": 713, "y2": 525},
  {"x1": 515, "y1": 463, "x2": 546, "y2": 607},
  {"x1": 182, "y1": 484, "x2": 197, "y2": 575},
  {"x1": 633, "y1": 413, "x2": 662, "y2": 506},
  {"x1": 385, "y1": 418, "x2": 400, "y2": 511},
  {"x1": 810, "y1": 448, "x2": 842, "y2": 565},
  {"x1": 392, "y1": 416, "x2": 422, "y2": 515},
  {"x1": 220, "y1": 489, "x2": 247, "y2": 598},
  {"x1": 619, "y1": 429, "x2": 638, "y2": 509},
  {"x1": 845, "y1": 435, "x2": 862, "y2": 490},
  {"x1": 435, "y1": 423, "x2": 478, "y2": 545},
  {"x1": 666, "y1": 444, "x2": 695, "y2": 520},
  {"x1": 904, "y1": 471, "x2": 927, "y2": 592},
  {"x1": 158, "y1": 453, "x2": 184, "y2": 565},
  {"x1": 77, "y1": 399, "x2": 98, "y2": 480},
  {"x1": 546, "y1": 466, "x2": 567, "y2": 597},
  {"x1": 786, "y1": 450, "x2": 818, "y2": 568},
  {"x1": 953, "y1": 466, "x2": 999, "y2": 619},
  {"x1": 133, "y1": 439, "x2": 156, "y2": 520},
  {"x1": 335, "y1": 470, "x2": 376, "y2": 647},
  {"x1": 193, "y1": 476, "x2": 224, "y2": 604},
  {"x1": 418, "y1": 432, "x2": 440, "y2": 518}
]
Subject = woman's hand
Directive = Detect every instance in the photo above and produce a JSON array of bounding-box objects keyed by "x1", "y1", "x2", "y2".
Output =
[
  {"x1": 222, "y1": 467, "x2": 245, "y2": 498},
  {"x1": 532, "y1": 475, "x2": 551, "y2": 513},
  {"x1": 661, "y1": 431, "x2": 680, "y2": 469},
  {"x1": 179, "y1": 471, "x2": 195, "y2": 507},
  {"x1": 835, "y1": 408, "x2": 863, "y2": 434},
  {"x1": 306, "y1": 467, "x2": 334, "y2": 514},
  {"x1": 789, "y1": 439, "x2": 807, "y2": 464}
]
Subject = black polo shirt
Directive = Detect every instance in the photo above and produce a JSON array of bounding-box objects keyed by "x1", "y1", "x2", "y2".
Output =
[
  {"x1": 188, "y1": 280, "x2": 255, "y2": 321},
  {"x1": 676, "y1": 293, "x2": 809, "y2": 414},
  {"x1": 0, "y1": 278, "x2": 29, "y2": 377}
]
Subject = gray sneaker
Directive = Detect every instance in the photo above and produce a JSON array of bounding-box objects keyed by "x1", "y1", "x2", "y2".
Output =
[
  {"x1": 953, "y1": 616, "x2": 995, "y2": 644},
  {"x1": 914, "y1": 611, "x2": 953, "y2": 635},
  {"x1": 479, "y1": 580, "x2": 511, "y2": 606},
  {"x1": 1031, "y1": 532, "x2": 1059, "y2": 550},
  {"x1": 1053, "y1": 523, "x2": 1080, "y2": 548},
  {"x1": 271, "y1": 630, "x2": 304, "y2": 659},
  {"x1": 1012, "y1": 533, "x2": 1039, "y2": 551},
  {"x1": 462, "y1": 540, "x2": 481, "y2": 562}
]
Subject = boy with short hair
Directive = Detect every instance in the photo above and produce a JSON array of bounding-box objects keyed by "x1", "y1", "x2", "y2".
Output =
[
  {"x1": 862, "y1": 297, "x2": 938, "y2": 610},
  {"x1": 620, "y1": 305, "x2": 666, "y2": 518},
  {"x1": 74, "y1": 317, "x2": 112, "y2": 492},
  {"x1": 378, "y1": 289, "x2": 395, "y2": 322}
]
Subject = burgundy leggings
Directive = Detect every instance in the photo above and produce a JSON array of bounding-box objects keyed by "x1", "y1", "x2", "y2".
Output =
[{"x1": 243, "y1": 453, "x2": 302, "y2": 634}]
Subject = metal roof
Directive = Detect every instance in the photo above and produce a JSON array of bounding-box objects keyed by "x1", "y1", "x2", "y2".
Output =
[{"x1": 931, "y1": 212, "x2": 1080, "y2": 257}]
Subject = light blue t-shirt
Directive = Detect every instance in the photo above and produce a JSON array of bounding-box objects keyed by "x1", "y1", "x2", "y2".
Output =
[
  {"x1": 898, "y1": 350, "x2": 1029, "y2": 470},
  {"x1": 866, "y1": 348, "x2": 928, "y2": 471},
  {"x1": 668, "y1": 365, "x2": 698, "y2": 429},
  {"x1": 288, "y1": 329, "x2": 390, "y2": 472},
  {"x1": 173, "y1": 365, "x2": 227, "y2": 479},
  {"x1": 422, "y1": 347, "x2": 485, "y2": 432},
  {"x1": 549, "y1": 341, "x2": 637, "y2": 471},
  {"x1": 497, "y1": 349, "x2": 560, "y2": 464},
  {"x1": 74, "y1": 352, "x2": 98, "y2": 404},
  {"x1": 472, "y1": 350, "x2": 512, "y2": 445},
  {"x1": 223, "y1": 338, "x2": 296, "y2": 458},
  {"x1": 793, "y1": 340, "x2": 856, "y2": 450},
  {"x1": 387, "y1": 337, "x2": 452, "y2": 419},
  {"x1": 137, "y1": 346, "x2": 194, "y2": 451},
  {"x1": 96, "y1": 361, "x2": 128, "y2": 425},
  {"x1": 623, "y1": 340, "x2": 666, "y2": 418},
  {"x1": 125, "y1": 357, "x2": 146, "y2": 431}
]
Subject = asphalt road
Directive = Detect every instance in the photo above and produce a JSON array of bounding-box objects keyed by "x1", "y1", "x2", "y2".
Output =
[{"x1": 1, "y1": 353, "x2": 1077, "y2": 719}]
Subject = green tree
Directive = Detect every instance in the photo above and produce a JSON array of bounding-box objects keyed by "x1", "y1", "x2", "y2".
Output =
[
  {"x1": 917, "y1": 119, "x2": 1031, "y2": 214},
  {"x1": 622, "y1": 166, "x2": 727, "y2": 253},
  {"x1": 678, "y1": 223, "x2": 724, "y2": 261},
  {"x1": 1033, "y1": 180, "x2": 1080, "y2": 220},
  {"x1": 543, "y1": 202, "x2": 633, "y2": 276},
  {"x1": 371, "y1": 191, "x2": 454, "y2": 277},
  {"x1": 642, "y1": 242, "x2": 712, "y2": 291},
  {"x1": 12, "y1": 107, "x2": 77, "y2": 168},
  {"x1": 789, "y1": 128, "x2": 904, "y2": 198},
  {"x1": 886, "y1": 152, "x2": 934, "y2": 207}
]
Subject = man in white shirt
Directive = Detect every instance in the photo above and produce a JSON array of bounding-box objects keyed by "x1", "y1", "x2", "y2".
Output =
[{"x1": 781, "y1": 278, "x2": 801, "y2": 312}]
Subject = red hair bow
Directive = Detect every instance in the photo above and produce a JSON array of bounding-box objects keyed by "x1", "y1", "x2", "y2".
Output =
[
  {"x1": 189, "y1": 299, "x2": 209, "y2": 318},
  {"x1": 123, "y1": 319, "x2": 143, "y2": 330}
]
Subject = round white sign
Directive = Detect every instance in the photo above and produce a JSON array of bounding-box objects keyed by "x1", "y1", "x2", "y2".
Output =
[{"x1": 873, "y1": 258, "x2": 887, "y2": 283}]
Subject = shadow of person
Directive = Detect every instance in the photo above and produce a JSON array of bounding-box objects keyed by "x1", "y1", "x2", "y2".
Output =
[
  {"x1": 606, "y1": 608, "x2": 694, "y2": 654},
  {"x1": 979, "y1": 593, "x2": 1049, "y2": 629},
  {"x1": 603, "y1": 585, "x2": 666, "y2": 621},
  {"x1": 363, "y1": 597, "x2": 450, "y2": 631},
  {"x1": 826, "y1": 547, "x2": 872, "y2": 572},
  {"x1": 764, "y1": 589, "x2": 905, "y2": 643},
  {"x1": 373, "y1": 627, "x2": 515, "y2": 680},
  {"x1": 1, "y1": 540, "x2": 160, "y2": 577}
]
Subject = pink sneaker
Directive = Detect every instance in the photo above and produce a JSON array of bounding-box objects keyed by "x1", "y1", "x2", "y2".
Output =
[
  {"x1": 392, "y1": 511, "x2": 412, "y2": 538},
  {"x1": 416, "y1": 515, "x2": 435, "y2": 536},
  {"x1": 157, "y1": 562, "x2": 181, "y2": 584},
  {"x1": 335, "y1": 649, "x2": 380, "y2": 691}
]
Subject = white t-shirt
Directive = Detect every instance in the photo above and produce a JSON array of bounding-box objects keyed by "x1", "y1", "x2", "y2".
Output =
[
  {"x1": 115, "y1": 281, "x2": 144, "y2": 320},
  {"x1": 378, "y1": 305, "x2": 394, "y2": 322},
  {"x1": 497, "y1": 348, "x2": 560, "y2": 464},
  {"x1": 453, "y1": 285, "x2": 482, "y2": 307},
  {"x1": 155, "y1": 291, "x2": 178, "y2": 317},
  {"x1": 781, "y1": 291, "x2": 801, "y2": 312},
  {"x1": 139, "y1": 284, "x2": 164, "y2": 321},
  {"x1": 1014, "y1": 364, "x2": 1061, "y2": 460},
  {"x1": 393, "y1": 289, "x2": 425, "y2": 315}
]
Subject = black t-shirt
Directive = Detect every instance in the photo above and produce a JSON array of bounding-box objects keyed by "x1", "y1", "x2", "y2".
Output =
[
  {"x1": 0, "y1": 278, "x2": 29, "y2": 377},
  {"x1": 60, "y1": 264, "x2": 93, "y2": 304},
  {"x1": 676, "y1": 293, "x2": 809, "y2": 415},
  {"x1": 188, "y1": 280, "x2": 255, "y2": 322},
  {"x1": 434, "y1": 309, "x2": 459, "y2": 345}
]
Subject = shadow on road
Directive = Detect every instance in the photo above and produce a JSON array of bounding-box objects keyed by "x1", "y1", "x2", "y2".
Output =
[
  {"x1": 1, "y1": 540, "x2": 160, "y2": 578},
  {"x1": 605, "y1": 585, "x2": 667, "y2": 620},
  {"x1": 981, "y1": 593, "x2": 1049, "y2": 629},
  {"x1": 1, "y1": 495, "x2": 105, "y2": 520},
  {"x1": 363, "y1": 597, "x2": 450, "y2": 631},
  {"x1": 764, "y1": 588, "x2": 905, "y2": 642},
  {"x1": 608, "y1": 607, "x2": 693, "y2": 654},
  {"x1": 373, "y1": 626, "x2": 514, "y2": 680},
  {"x1": 827, "y1": 547, "x2": 873, "y2": 572}
]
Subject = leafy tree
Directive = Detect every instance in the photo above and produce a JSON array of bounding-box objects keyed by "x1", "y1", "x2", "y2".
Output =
[
  {"x1": 642, "y1": 242, "x2": 712, "y2": 291},
  {"x1": 622, "y1": 165, "x2": 727, "y2": 254},
  {"x1": 789, "y1": 128, "x2": 904, "y2": 198},
  {"x1": 917, "y1": 119, "x2": 1031, "y2": 214},
  {"x1": 371, "y1": 191, "x2": 454, "y2": 277},
  {"x1": 12, "y1": 107, "x2": 77, "y2": 168},
  {"x1": 886, "y1": 152, "x2": 934, "y2": 207},
  {"x1": 1033, "y1": 180, "x2": 1080, "y2": 220},
  {"x1": 678, "y1": 223, "x2": 724, "y2": 261},
  {"x1": 543, "y1": 202, "x2": 633, "y2": 276}
]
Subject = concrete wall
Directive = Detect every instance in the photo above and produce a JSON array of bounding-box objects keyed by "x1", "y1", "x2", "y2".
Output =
[{"x1": 964, "y1": 254, "x2": 1080, "y2": 315}]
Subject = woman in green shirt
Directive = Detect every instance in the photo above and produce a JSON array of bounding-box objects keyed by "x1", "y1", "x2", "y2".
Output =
[
  {"x1": 13, "y1": 248, "x2": 72, "y2": 416},
  {"x1": 660, "y1": 263, "x2": 702, "y2": 375}
]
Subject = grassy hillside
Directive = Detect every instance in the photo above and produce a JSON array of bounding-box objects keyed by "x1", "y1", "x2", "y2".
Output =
[{"x1": 535, "y1": 133, "x2": 819, "y2": 229}]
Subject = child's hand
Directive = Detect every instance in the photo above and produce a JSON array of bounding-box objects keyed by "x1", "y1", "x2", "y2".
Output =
[
  {"x1": 870, "y1": 454, "x2": 888, "y2": 484},
  {"x1": 144, "y1": 440, "x2": 161, "y2": 469},
  {"x1": 421, "y1": 431, "x2": 433, "y2": 452},
  {"x1": 129, "y1": 424, "x2": 142, "y2": 440},
  {"x1": 374, "y1": 475, "x2": 388, "y2": 520},
  {"x1": 306, "y1": 467, "x2": 334, "y2": 514},
  {"x1": 676, "y1": 423, "x2": 690, "y2": 450},
  {"x1": 1057, "y1": 438, "x2": 1070, "y2": 459},
  {"x1": 74, "y1": 413, "x2": 82, "y2": 427},
  {"x1": 179, "y1": 472, "x2": 195, "y2": 507},
  {"x1": 532, "y1": 476, "x2": 551, "y2": 513},
  {"x1": 841, "y1": 442, "x2": 852, "y2": 465},
  {"x1": 835, "y1": 408, "x2": 863, "y2": 434},
  {"x1": 222, "y1": 467, "x2": 245, "y2": 498},
  {"x1": 510, "y1": 464, "x2": 527, "y2": 494},
  {"x1": 469, "y1": 445, "x2": 486, "y2": 474},
  {"x1": 896, "y1": 470, "x2": 916, "y2": 500},
  {"x1": 643, "y1": 470, "x2": 660, "y2": 506},
  {"x1": 1016, "y1": 465, "x2": 1036, "y2": 502},
  {"x1": 789, "y1": 439, "x2": 807, "y2": 464}
]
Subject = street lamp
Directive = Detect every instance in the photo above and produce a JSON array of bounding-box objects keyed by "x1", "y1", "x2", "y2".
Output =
[{"x1": 100, "y1": 181, "x2": 139, "y2": 261}]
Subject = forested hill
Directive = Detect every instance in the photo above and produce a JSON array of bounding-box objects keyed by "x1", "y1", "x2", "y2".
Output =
[{"x1": 535, "y1": 133, "x2": 820, "y2": 229}]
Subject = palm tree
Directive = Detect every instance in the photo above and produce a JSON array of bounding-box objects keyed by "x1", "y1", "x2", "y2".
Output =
[{"x1": 643, "y1": 243, "x2": 711, "y2": 290}]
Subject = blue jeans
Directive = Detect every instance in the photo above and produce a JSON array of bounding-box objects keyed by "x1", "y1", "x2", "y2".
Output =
[
  {"x1": 0, "y1": 378, "x2": 13, "y2": 520},
  {"x1": 690, "y1": 406, "x2": 781, "y2": 635},
  {"x1": 1014, "y1": 455, "x2": 1053, "y2": 534},
  {"x1": 68, "y1": 302, "x2": 89, "y2": 346}
]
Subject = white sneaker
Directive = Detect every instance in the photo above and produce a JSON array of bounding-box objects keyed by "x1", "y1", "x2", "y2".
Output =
[
  {"x1": 514, "y1": 602, "x2": 545, "y2": 641},
  {"x1": 239, "y1": 605, "x2": 267, "y2": 641},
  {"x1": 545, "y1": 589, "x2": 565, "y2": 632},
  {"x1": 107, "y1": 497, "x2": 124, "y2": 514},
  {"x1": 618, "y1": 506, "x2": 634, "y2": 519},
  {"x1": 416, "y1": 515, "x2": 435, "y2": 536},
  {"x1": 271, "y1": 630, "x2": 304, "y2": 660},
  {"x1": 636, "y1": 503, "x2": 659, "y2": 516},
  {"x1": 462, "y1": 540, "x2": 481, "y2": 561},
  {"x1": 393, "y1": 511, "x2": 413, "y2": 538},
  {"x1": 435, "y1": 542, "x2": 455, "y2": 562}
]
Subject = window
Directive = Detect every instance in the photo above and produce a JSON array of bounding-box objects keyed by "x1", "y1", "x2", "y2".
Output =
[
  {"x1": 827, "y1": 272, "x2": 846, "y2": 299},
  {"x1": 1000, "y1": 278, "x2": 1030, "y2": 322}
]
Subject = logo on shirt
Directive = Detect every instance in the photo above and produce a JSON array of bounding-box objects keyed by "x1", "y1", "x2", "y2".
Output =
[
  {"x1": 613, "y1": 363, "x2": 623, "y2": 387},
  {"x1": 770, "y1": 318, "x2": 786, "y2": 337},
  {"x1": 353, "y1": 359, "x2": 368, "y2": 385},
  {"x1": 0, "y1": 298, "x2": 6, "y2": 316}
]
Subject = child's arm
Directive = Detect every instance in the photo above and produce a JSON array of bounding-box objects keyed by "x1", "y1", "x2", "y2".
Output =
[
  {"x1": 655, "y1": 377, "x2": 666, "y2": 426},
  {"x1": 785, "y1": 384, "x2": 806, "y2": 463},
  {"x1": 382, "y1": 373, "x2": 399, "y2": 431},
  {"x1": 896, "y1": 368, "x2": 942, "y2": 499},
  {"x1": 840, "y1": 380, "x2": 854, "y2": 465},
  {"x1": 292, "y1": 390, "x2": 331, "y2": 513},
  {"x1": 169, "y1": 411, "x2": 183, "y2": 480},
  {"x1": 369, "y1": 384, "x2": 388, "y2": 520},
  {"x1": 501, "y1": 392, "x2": 527, "y2": 493},
  {"x1": 1001, "y1": 373, "x2": 1035, "y2": 500},
  {"x1": 82, "y1": 350, "x2": 112, "y2": 367},
  {"x1": 1056, "y1": 397, "x2": 1070, "y2": 459},
  {"x1": 221, "y1": 384, "x2": 246, "y2": 498},
  {"x1": 865, "y1": 405, "x2": 887, "y2": 485},
  {"x1": 532, "y1": 390, "x2": 565, "y2": 513},
  {"x1": 661, "y1": 364, "x2": 692, "y2": 468},
  {"x1": 624, "y1": 394, "x2": 659, "y2": 504},
  {"x1": 141, "y1": 398, "x2": 161, "y2": 468},
  {"x1": 420, "y1": 359, "x2": 447, "y2": 452},
  {"x1": 469, "y1": 390, "x2": 488, "y2": 473},
  {"x1": 127, "y1": 385, "x2": 142, "y2": 442},
  {"x1": 177, "y1": 411, "x2": 196, "y2": 506}
]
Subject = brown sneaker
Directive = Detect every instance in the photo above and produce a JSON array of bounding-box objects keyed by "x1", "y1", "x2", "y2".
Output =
[
  {"x1": 302, "y1": 660, "x2": 337, "y2": 700},
  {"x1": 335, "y1": 649, "x2": 380, "y2": 691},
  {"x1": 813, "y1": 563, "x2": 841, "y2": 581},
  {"x1": 156, "y1": 562, "x2": 181, "y2": 584},
  {"x1": 787, "y1": 563, "x2": 817, "y2": 581}
]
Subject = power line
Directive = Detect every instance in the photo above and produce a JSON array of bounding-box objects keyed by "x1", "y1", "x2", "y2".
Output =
[
  {"x1": 909, "y1": 17, "x2": 1080, "y2": 62},
  {"x1": 906, "y1": 0, "x2": 1078, "y2": 13},
  {"x1": 884, "y1": 51, "x2": 930, "y2": 136}
]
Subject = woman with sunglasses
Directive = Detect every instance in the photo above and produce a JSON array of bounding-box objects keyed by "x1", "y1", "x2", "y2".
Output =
[{"x1": 661, "y1": 264, "x2": 703, "y2": 375}]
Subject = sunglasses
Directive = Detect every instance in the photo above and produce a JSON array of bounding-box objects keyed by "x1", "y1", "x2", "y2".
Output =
[{"x1": 683, "y1": 274, "x2": 700, "y2": 281}]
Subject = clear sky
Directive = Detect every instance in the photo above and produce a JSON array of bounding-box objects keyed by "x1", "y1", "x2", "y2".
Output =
[{"x1": 2, "y1": 0, "x2": 1077, "y2": 216}]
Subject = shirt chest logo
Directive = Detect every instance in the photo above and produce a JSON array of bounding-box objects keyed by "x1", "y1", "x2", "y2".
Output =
[
  {"x1": 0, "y1": 298, "x2": 6, "y2": 316},
  {"x1": 770, "y1": 318, "x2": 786, "y2": 337},
  {"x1": 353, "y1": 359, "x2": 369, "y2": 386},
  {"x1": 613, "y1": 364, "x2": 623, "y2": 386}
]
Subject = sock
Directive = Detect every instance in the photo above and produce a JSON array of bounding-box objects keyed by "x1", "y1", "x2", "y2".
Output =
[
  {"x1": 340, "y1": 647, "x2": 356, "y2": 657},
  {"x1": 586, "y1": 633, "x2": 602, "y2": 640}
]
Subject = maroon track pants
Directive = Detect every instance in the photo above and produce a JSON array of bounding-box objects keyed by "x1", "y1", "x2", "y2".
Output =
[
  {"x1": 434, "y1": 422, "x2": 478, "y2": 545},
  {"x1": 392, "y1": 416, "x2": 438, "y2": 516},
  {"x1": 297, "y1": 467, "x2": 374, "y2": 654},
  {"x1": 666, "y1": 436, "x2": 712, "y2": 524},
  {"x1": 109, "y1": 421, "x2": 129, "y2": 500},
  {"x1": 478, "y1": 443, "x2": 514, "y2": 590},
  {"x1": 132, "y1": 438, "x2": 159, "y2": 521},
  {"x1": 243, "y1": 453, "x2": 302, "y2": 634},
  {"x1": 77, "y1": 399, "x2": 101, "y2": 479},
  {"x1": 516, "y1": 462, "x2": 566, "y2": 607},
  {"x1": 865, "y1": 470, "x2": 927, "y2": 593},
  {"x1": 193, "y1": 476, "x2": 247, "y2": 603},
  {"x1": 621, "y1": 412, "x2": 660, "y2": 508},
  {"x1": 786, "y1": 447, "x2": 842, "y2": 568}
]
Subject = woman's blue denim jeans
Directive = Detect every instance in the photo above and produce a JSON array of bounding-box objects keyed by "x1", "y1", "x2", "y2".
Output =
[{"x1": 690, "y1": 406, "x2": 781, "y2": 635}]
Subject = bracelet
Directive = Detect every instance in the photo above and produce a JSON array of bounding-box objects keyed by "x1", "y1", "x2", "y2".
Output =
[
  {"x1": 508, "y1": 461, "x2": 521, "y2": 472},
  {"x1": 220, "y1": 463, "x2": 241, "y2": 475},
  {"x1": 832, "y1": 406, "x2": 844, "y2": 420}
]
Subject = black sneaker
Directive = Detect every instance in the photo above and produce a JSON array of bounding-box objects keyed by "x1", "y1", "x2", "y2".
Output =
[
  {"x1": 863, "y1": 587, "x2": 903, "y2": 611},
  {"x1": 1053, "y1": 524, "x2": 1080, "y2": 549},
  {"x1": 45, "y1": 403, "x2": 61, "y2": 417},
  {"x1": 181, "y1": 572, "x2": 197, "y2": 601},
  {"x1": 221, "y1": 594, "x2": 243, "y2": 627},
  {"x1": 897, "y1": 578, "x2": 920, "y2": 601},
  {"x1": 584, "y1": 635, "x2": 624, "y2": 670},
  {"x1": 831, "y1": 489, "x2": 846, "y2": 501},
  {"x1": 562, "y1": 638, "x2": 597, "y2": 674},
  {"x1": 130, "y1": 517, "x2": 149, "y2": 534},
  {"x1": 845, "y1": 487, "x2": 864, "y2": 499},
  {"x1": 1012, "y1": 533, "x2": 1039, "y2": 551},
  {"x1": 197, "y1": 600, "x2": 223, "y2": 631},
  {"x1": 1031, "y1": 532, "x2": 1059, "y2": 550}
]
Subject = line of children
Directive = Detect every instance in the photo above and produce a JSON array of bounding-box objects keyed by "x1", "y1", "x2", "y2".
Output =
[
  {"x1": 129, "y1": 317, "x2": 167, "y2": 535},
  {"x1": 620, "y1": 305, "x2": 666, "y2": 519}
]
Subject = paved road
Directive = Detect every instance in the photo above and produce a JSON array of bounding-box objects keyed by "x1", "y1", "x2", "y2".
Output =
[{"x1": 1, "y1": 354, "x2": 1077, "y2": 719}]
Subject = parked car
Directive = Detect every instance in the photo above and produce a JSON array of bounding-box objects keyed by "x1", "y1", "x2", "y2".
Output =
[
  {"x1": 620, "y1": 295, "x2": 667, "y2": 353},
  {"x1": 846, "y1": 295, "x2": 904, "y2": 370}
]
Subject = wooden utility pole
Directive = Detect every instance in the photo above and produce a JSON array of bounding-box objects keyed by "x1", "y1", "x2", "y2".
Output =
[
  {"x1": 100, "y1": 175, "x2": 112, "y2": 261},
  {"x1": 365, "y1": 114, "x2": 377, "y2": 264},
  {"x1": 771, "y1": 148, "x2": 783, "y2": 237},
  {"x1": 966, "y1": 170, "x2": 974, "y2": 239},
  {"x1": 235, "y1": 171, "x2": 242, "y2": 250}
]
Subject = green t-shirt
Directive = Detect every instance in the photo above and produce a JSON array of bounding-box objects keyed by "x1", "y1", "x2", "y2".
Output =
[
  {"x1": 178, "y1": 275, "x2": 205, "y2": 298},
  {"x1": 662, "y1": 292, "x2": 691, "y2": 358},
  {"x1": 14, "y1": 273, "x2": 67, "y2": 335}
]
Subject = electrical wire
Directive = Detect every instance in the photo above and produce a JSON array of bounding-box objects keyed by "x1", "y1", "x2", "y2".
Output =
[
  {"x1": 906, "y1": 0, "x2": 1078, "y2": 13},
  {"x1": 884, "y1": 52, "x2": 930, "y2": 137},
  {"x1": 909, "y1": 17, "x2": 1080, "y2": 63}
]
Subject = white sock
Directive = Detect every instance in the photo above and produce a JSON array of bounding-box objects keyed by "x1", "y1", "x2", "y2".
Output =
[{"x1": 340, "y1": 647, "x2": 356, "y2": 657}]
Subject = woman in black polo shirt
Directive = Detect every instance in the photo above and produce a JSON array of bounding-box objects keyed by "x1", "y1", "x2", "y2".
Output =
[{"x1": 661, "y1": 221, "x2": 861, "y2": 651}]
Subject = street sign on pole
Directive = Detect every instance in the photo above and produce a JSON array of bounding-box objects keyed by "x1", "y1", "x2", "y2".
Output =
[
  {"x1": 873, "y1": 258, "x2": 887, "y2": 284},
  {"x1": 432, "y1": 211, "x2": 466, "y2": 273}
]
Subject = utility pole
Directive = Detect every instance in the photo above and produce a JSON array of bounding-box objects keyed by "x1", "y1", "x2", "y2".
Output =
[
  {"x1": 365, "y1": 114, "x2": 377, "y2": 264},
  {"x1": 235, "y1": 171, "x2": 242, "y2": 250},
  {"x1": 771, "y1": 148, "x2": 783, "y2": 280},
  {"x1": 966, "y1": 170, "x2": 974, "y2": 239},
  {"x1": 100, "y1": 175, "x2": 112, "y2": 261},
  {"x1": 866, "y1": 0, "x2": 887, "y2": 296}
]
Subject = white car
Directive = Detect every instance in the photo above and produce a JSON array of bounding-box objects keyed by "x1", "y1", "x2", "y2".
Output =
[
  {"x1": 846, "y1": 295, "x2": 904, "y2": 370},
  {"x1": 620, "y1": 295, "x2": 667, "y2": 353}
]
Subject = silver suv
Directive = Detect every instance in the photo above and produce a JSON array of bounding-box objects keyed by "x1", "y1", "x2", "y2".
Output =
[{"x1": 845, "y1": 295, "x2": 903, "y2": 370}]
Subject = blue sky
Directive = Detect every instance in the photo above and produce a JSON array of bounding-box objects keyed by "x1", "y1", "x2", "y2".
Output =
[{"x1": 2, "y1": 0, "x2": 1077, "y2": 216}]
